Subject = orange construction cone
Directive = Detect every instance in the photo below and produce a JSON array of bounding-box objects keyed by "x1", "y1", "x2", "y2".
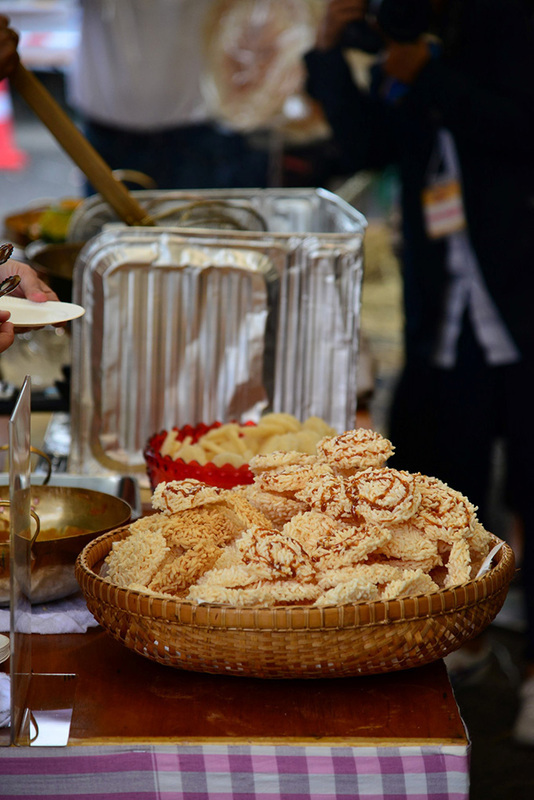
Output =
[{"x1": 0, "y1": 78, "x2": 27, "y2": 170}]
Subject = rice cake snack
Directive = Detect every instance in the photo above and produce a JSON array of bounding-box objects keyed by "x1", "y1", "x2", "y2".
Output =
[
  {"x1": 152, "y1": 479, "x2": 224, "y2": 514},
  {"x1": 317, "y1": 428, "x2": 395, "y2": 475},
  {"x1": 241, "y1": 483, "x2": 309, "y2": 528},
  {"x1": 284, "y1": 511, "x2": 392, "y2": 571},
  {"x1": 346, "y1": 468, "x2": 421, "y2": 525},
  {"x1": 107, "y1": 427, "x2": 495, "y2": 606},
  {"x1": 188, "y1": 526, "x2": 322, "y2": 607},
  {"x1": 252, "y1": 461, "x2": 331, "y2": 493},
  {"x1": 248, "y1": 450, "x2": 318, "y2": 475},
  {"x1": 105, "y1": 481, "x2": 274, "y2": 597},
  {"x1": 411, "y1": 474, "x2": 477, "y2": 542},
  {"x1": 294, "y1": 470, "x2": 357, "y2": 522},
  {"x1": 378, "y1": 521, "x2": 442, "y2": 566}
]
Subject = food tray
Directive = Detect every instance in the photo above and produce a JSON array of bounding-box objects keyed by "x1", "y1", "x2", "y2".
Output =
[
  {"x1": 75, "y1": 528, "x2": 515, "y2": 679},
  {"x1": 68, "y1": 188, "x2": 366, "y2": 477},
  {"x1": 67, "y1": 187, "x2": 366, "y2": 242}
]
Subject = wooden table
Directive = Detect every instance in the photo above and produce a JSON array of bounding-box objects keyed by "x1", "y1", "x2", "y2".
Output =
[{"x1": 0, "y1": 623, "x2": 470, "y2": 799}]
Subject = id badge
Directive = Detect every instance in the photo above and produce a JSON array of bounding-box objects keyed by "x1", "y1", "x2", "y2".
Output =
[{"x1": 422, "y1": 179, "x2": 466, "y2": 239}]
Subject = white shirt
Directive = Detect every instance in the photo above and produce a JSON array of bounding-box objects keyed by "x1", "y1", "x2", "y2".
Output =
[{"x1": 67, "y1": 0, "x2": 214, "y2": 131}]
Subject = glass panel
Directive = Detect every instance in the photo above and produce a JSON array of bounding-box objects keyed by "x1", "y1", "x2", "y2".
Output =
[{"x1": 9, "y1": 377, "x2": 32, "y2": 746}]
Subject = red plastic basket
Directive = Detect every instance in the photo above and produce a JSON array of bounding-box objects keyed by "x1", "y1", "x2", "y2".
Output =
[{"x1": 143, "y1": 422, "x2": 255, "y2": 491}]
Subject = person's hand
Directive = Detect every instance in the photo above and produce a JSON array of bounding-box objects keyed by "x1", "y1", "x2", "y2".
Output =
[
  {"x1": 0, "y1": 310, "x2": 15, "y2": 353},
  {"x1": 2, "y1": 259, "x2": 58, "y2": 304},
  {"x1": 382, "y1": 37, "x2": 432, "y2": 85},
  {"x1": 0, "y1": 15, "x2": 19, "y2": 81},
  {"x1": 316, "y1": 0, "x2": 368, "y2": 51},
  {"x1": 0, "y1": 259, "x2": 59, "y2": 352}
]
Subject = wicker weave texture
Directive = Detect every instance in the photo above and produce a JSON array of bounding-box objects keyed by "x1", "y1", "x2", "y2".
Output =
[{"x1": 75, "y1": 528, "x2": 515, "y2": 679}]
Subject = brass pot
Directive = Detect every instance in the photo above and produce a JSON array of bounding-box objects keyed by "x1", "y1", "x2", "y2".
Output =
[{"x1": 0, "y1": 485, "x2": 131, "y2": 604}]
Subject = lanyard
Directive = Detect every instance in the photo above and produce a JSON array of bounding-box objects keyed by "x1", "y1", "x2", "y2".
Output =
[{"x1": 422, "y1": 130, "x2": 466, "y2": 239}]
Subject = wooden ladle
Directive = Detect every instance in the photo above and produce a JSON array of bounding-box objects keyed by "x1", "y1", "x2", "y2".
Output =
[{"x1": 10, "y1": 63, "x2": 154, "y2": 228}]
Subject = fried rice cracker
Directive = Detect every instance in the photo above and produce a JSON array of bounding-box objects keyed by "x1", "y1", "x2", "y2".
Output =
[
  {"x1": 188, "y1": 580, "x2": 322, "y2": 606},
  {"x1": 106, "y1": 486, "x2": 275, "y2": 597},
  {"x1": 236, "y1": 526, "x2": 316, "y2": 582},
  {"x1": 378, "y1": 520, "x2": 442, "y2": 566},
  {"x1": 294, "y1": 470, "x2": 359, "y2": 521},
  {"x1": 248, "y1": 450, "x2": 319, "y2": 475},
  {"x1": 188, "y1": 525, "x2": 320, "y2": 606},
  {"x1": 466, "y1": 523, "x2": 494, "y2": 577},
  {"x1": 380, "y1": 570, "x2": 440, "y2": 600},
  {"x1": 145, "y1": 503, "x2": 262, "y2": 595},
  {"x1": 347, "y1": 467, "x2": 421, "y2": 524},
  {"x1": 254, "y1": 462, "x2": 333, "y2": 497},
  {"x1": 316, "y1": 562, "x2": 437, "y2": 603},
  {"x1": 444, "y1": 538, "x2": 472, "y2": 588},
  {"x1": 317, "y1": 561, "x2": 418, "y2": 589},
  {"x1": 283, "y1": 511, "x2": 391, "y2": 570},
  {"x1": 242, "y1": 484, "x2": 308, "y2": 527},
  {"x1": 317, "y1": 428, "x2": 395, "y2": 475},
  {"x1": 314, "y1": 577, "x2": 380, "y2": 606},
  {"x1": 152, "y1": 479, "x2": 224, "y2": 514},
  {"x1": 468, "y1": 521, "x2": 494, "y2": 559},
  {"x1": 105, "y1": 517, "x2": 169, "y2": 589},
  {"x1": 412, "y1": 475, "x2": 478, "y2": 542}
]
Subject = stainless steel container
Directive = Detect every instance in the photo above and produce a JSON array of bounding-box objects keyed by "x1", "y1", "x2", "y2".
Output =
[{"x1": 68, "y1": 188, "x2": 366, "y2": 477}]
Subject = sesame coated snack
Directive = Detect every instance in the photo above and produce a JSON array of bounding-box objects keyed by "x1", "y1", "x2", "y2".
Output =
[{"x1": 105, "y1": 427, "x2": 495, "y2": 606}]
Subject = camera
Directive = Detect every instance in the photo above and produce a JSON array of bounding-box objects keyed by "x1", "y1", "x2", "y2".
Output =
[{"x1": 341, "y1": 0, "x2": 432, "y2": 53}]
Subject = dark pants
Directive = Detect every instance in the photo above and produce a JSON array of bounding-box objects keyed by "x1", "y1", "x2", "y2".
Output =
[
  {"x1": 83, "y1": 119, "x2": 270, "y2": 194},
  {"x1": 388, "y1": 319, "x2": 534, "y2": 660}
]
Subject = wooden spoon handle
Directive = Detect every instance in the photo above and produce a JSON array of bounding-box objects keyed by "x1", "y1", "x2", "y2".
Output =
[{"x1": 10, "y1": 64, "x2": 152, "y2": 227}]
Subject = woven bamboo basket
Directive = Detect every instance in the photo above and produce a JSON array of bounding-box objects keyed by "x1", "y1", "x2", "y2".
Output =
[{"x1": 75, "y1": 527, "x2": 516, "y2": 679}]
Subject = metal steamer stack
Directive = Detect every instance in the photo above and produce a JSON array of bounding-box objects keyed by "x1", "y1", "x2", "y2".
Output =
[{"x1": 66, "y1": 188, "x2": 367, "y2": 478}]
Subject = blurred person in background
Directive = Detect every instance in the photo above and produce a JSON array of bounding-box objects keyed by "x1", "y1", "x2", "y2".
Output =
[
  {"x1": 0, "y1": 16, "x2": 62, "y2": 352},
  {"x1": 305, "y1": 0, "x2": 534, "y2": 744},
  {"x1": 67, "y1": 0, "x2": 270, "y2": 192}
]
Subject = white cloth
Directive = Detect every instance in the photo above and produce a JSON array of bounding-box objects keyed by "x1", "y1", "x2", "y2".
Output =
[
  {"x1": 0, "y1": 673, "x2": 10, "y2": 728},
  {"x1": 0, "y1": 594, "x2": 98, "y2": 636},
  {"x1": 431, "y1": 131, "x2": 520, "y2": 368},
  {"x1": 67, "y1": 0, "x2": 215, "y2": 131}
]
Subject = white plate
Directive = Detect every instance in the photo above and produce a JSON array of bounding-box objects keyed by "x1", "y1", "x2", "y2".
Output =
[
  {"x1": 0, "y1": 297, "x2": 85, "y2": 328},
  {"x1": 0, "y1": 634, "x2": 9, "y2": 664}
]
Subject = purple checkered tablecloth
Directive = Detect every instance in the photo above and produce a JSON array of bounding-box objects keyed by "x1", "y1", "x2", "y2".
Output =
[{"x1": 0, "y1": 742, "x2": 470, "y2": 799}]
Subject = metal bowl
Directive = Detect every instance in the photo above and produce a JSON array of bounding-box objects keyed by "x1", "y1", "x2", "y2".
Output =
[{"x1": 0, "y1": 485, "x2": 132, "y2": 604}]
